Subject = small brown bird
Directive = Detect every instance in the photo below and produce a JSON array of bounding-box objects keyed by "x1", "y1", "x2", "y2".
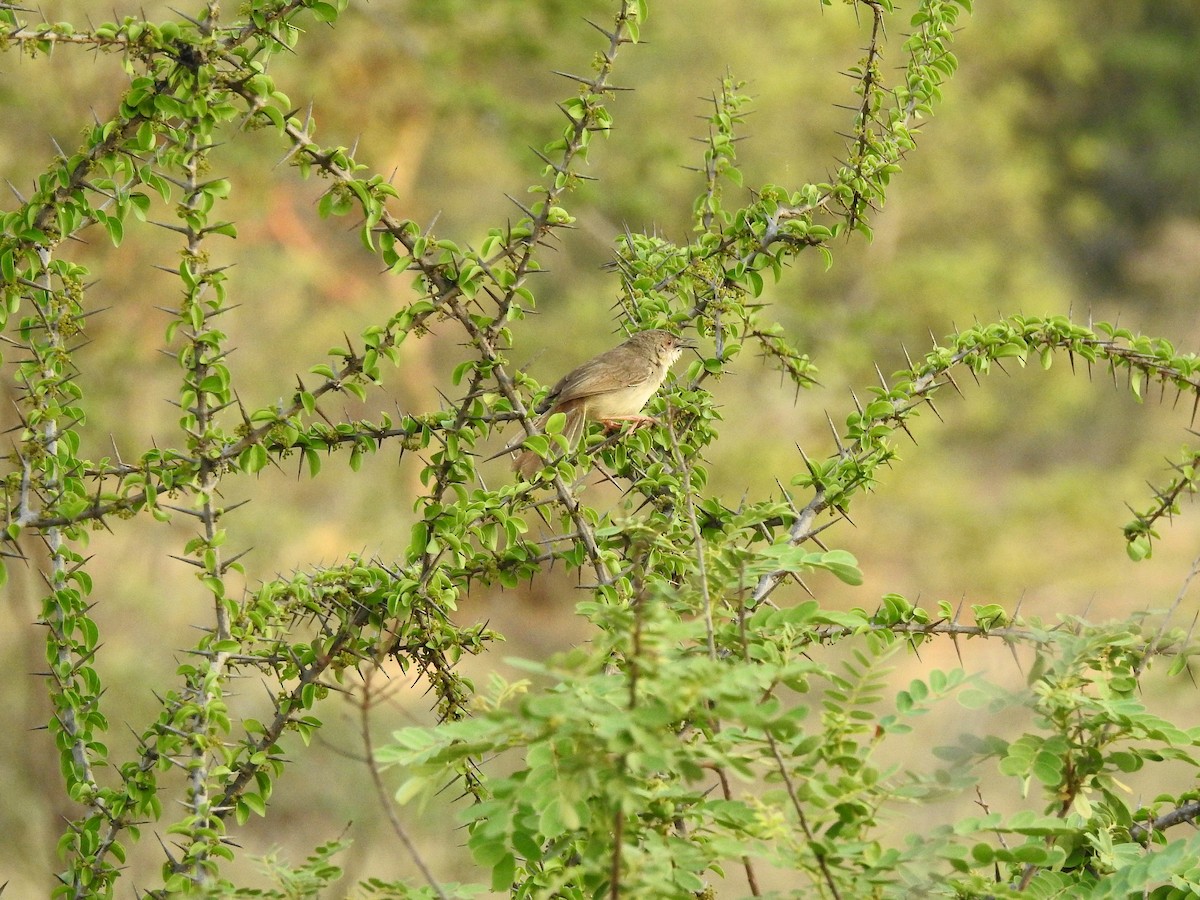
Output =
[{"x1": 506, "y1": 329, "x2": 696, "y2": 479}]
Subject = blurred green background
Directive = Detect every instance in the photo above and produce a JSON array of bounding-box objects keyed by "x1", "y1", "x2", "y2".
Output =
[{"x1": 2, "y1": 0, "x2": 1200, "y2": 894}]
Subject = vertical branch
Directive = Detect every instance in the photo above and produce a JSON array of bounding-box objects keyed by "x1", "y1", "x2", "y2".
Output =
[
  {"x1": 609, "y1": 539, "x2": 652, "y2": 900},
  {"x1": 479, "y1": 0, "x2": 641, "y2": 334},
  {"x1": 29, "y1": 244, "x2": 92, "y2": 781},
  {"x1": 10, "y1": 242, "x2": 118, "y2": 896},
  {"x1": 666, "y1": 415, "x2": 761, "y2": 896},
  {"x1": 156, "y1": 17, "x2": 242, "y2": 881},
  {"x1": 765, "y1": 729, "x2": 842, "y2": 900},
  {"x1": 691, "y1": 75, "x2": 749, "y2": 235},
  {"x1": 178, "y1": 128, "x2": 231, "y2": 643},
  {"x1": 358, "y1": 667, "x2": 449, "y2": 900},
  {"x1": 845, "y1": 1, "x2": 887, "y2": 230},
  {"x1": 10, "y1": 235, "x2": 172, "y2": 900},
  {"x1": 734, "y1": 600, "x2": 841, "y2": 898},
  {"x1": 178, "y1": 128, "x2": 224, "y2": 889}
]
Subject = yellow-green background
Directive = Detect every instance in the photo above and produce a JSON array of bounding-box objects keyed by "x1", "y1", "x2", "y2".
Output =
[{"x1": 2, "y1": 1, "x2": 1199, "y2": 894}]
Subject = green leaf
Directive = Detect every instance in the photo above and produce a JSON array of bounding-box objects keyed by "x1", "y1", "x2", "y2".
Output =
[
  {"x1": 819, "y1": 549, "x2": 863, "y2": 585},
  {"x1": 490, "y1": 851, "x2": 516, "y2": 892},
  {"x1": 104, "y1": 215, "x2": 124, "y2": 247},
  {"x1": 1126, "y1": 536, "x2": 1152, "y2": 562},
  {"x1": 394, "y1": 776, "x2": 428, "y2": 806},
  {"x1": 305, "y1": 448, "x2": 322, "y2": 478},
  {"x1": 241, "y1": 791, "x2": 266, "y2": 817},
  {"x1": 310, "y1": 3, "x2": 341, "y2": 23}
]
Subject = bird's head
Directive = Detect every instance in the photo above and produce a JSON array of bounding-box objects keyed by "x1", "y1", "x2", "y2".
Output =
[{"x1": 630, "y1": 329, "x2": 697, "y2": 365}]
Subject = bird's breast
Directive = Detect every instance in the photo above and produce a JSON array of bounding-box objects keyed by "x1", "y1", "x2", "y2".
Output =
[{"x1": 584, "y1": 372, "x2": 665, "y2": 420}]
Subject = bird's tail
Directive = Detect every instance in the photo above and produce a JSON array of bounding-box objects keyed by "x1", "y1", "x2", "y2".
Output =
[{"x1": 514, "y1": 407, "x2": 586, "y2": 479}]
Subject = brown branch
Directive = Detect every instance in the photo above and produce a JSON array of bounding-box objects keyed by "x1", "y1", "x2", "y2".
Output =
[
  {"x1": 1130, "y1": 800, "x2": 1200, "y2": 844},
  {"x1": 358, "y1": 667, "x2": 449, "y2": 900}
]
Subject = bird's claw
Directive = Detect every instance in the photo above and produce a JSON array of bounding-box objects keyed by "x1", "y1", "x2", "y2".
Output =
[{"x1": 599, "y1": 415, "x2": 659, "y2": 433}]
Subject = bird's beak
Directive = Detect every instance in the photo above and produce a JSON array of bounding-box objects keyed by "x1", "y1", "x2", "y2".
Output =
[{"x1": 676, "y1": 336, "x2": 698, "y2": 350}]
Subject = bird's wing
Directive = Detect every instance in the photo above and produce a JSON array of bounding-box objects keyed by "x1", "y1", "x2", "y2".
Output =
[{"x1": 548, "y1": 346, "x2": 656, "y2": 406}]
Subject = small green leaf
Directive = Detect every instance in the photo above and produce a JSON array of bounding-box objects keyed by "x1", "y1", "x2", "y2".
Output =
[
  {"x1": 394, "y1": 776, "x2": 427, "y2": 806},
  {"x1": 490, "y1": 851, "x2": 516, "y2": 891},
  {"x1": 1126, "y1": 536, "x2": 1152, "y2": 562},
  {"x1": 310, "y1": 3, "x2": 340, "y2": 23},
  {"x1": 820, "y1": 549, "x2": 863, "y2": 586},
  {"x1": 105, "y1": 215, "x2": 124, "y2": 247}
]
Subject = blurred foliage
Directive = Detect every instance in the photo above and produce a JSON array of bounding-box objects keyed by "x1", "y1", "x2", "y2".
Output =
[{"x1": 1, "y1": 0, "x2": 1200, "y2": 897}]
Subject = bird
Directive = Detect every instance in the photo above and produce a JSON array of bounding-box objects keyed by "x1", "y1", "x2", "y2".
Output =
[{"x1": 501, "y1": 329, "x2": 696, "y2": 479}]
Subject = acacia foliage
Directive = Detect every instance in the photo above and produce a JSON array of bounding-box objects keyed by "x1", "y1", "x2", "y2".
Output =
[{"x1": 2, "y1": 1, "x2": 1200, "y2": 897}]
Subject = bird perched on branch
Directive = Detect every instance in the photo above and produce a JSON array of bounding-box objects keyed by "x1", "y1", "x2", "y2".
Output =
[{"x1": 500, "y1": 329, "x2": 696, "y2": 479}]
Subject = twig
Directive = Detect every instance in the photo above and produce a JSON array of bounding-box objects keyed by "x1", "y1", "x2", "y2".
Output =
[{"x1": 358, "y1": 667, "x2": 449, "y2": 900}]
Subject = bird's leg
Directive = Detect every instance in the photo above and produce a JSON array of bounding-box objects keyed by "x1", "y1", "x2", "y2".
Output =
[{"x1": 599, "y1": 414, "x2": 659, "y2": 432}]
